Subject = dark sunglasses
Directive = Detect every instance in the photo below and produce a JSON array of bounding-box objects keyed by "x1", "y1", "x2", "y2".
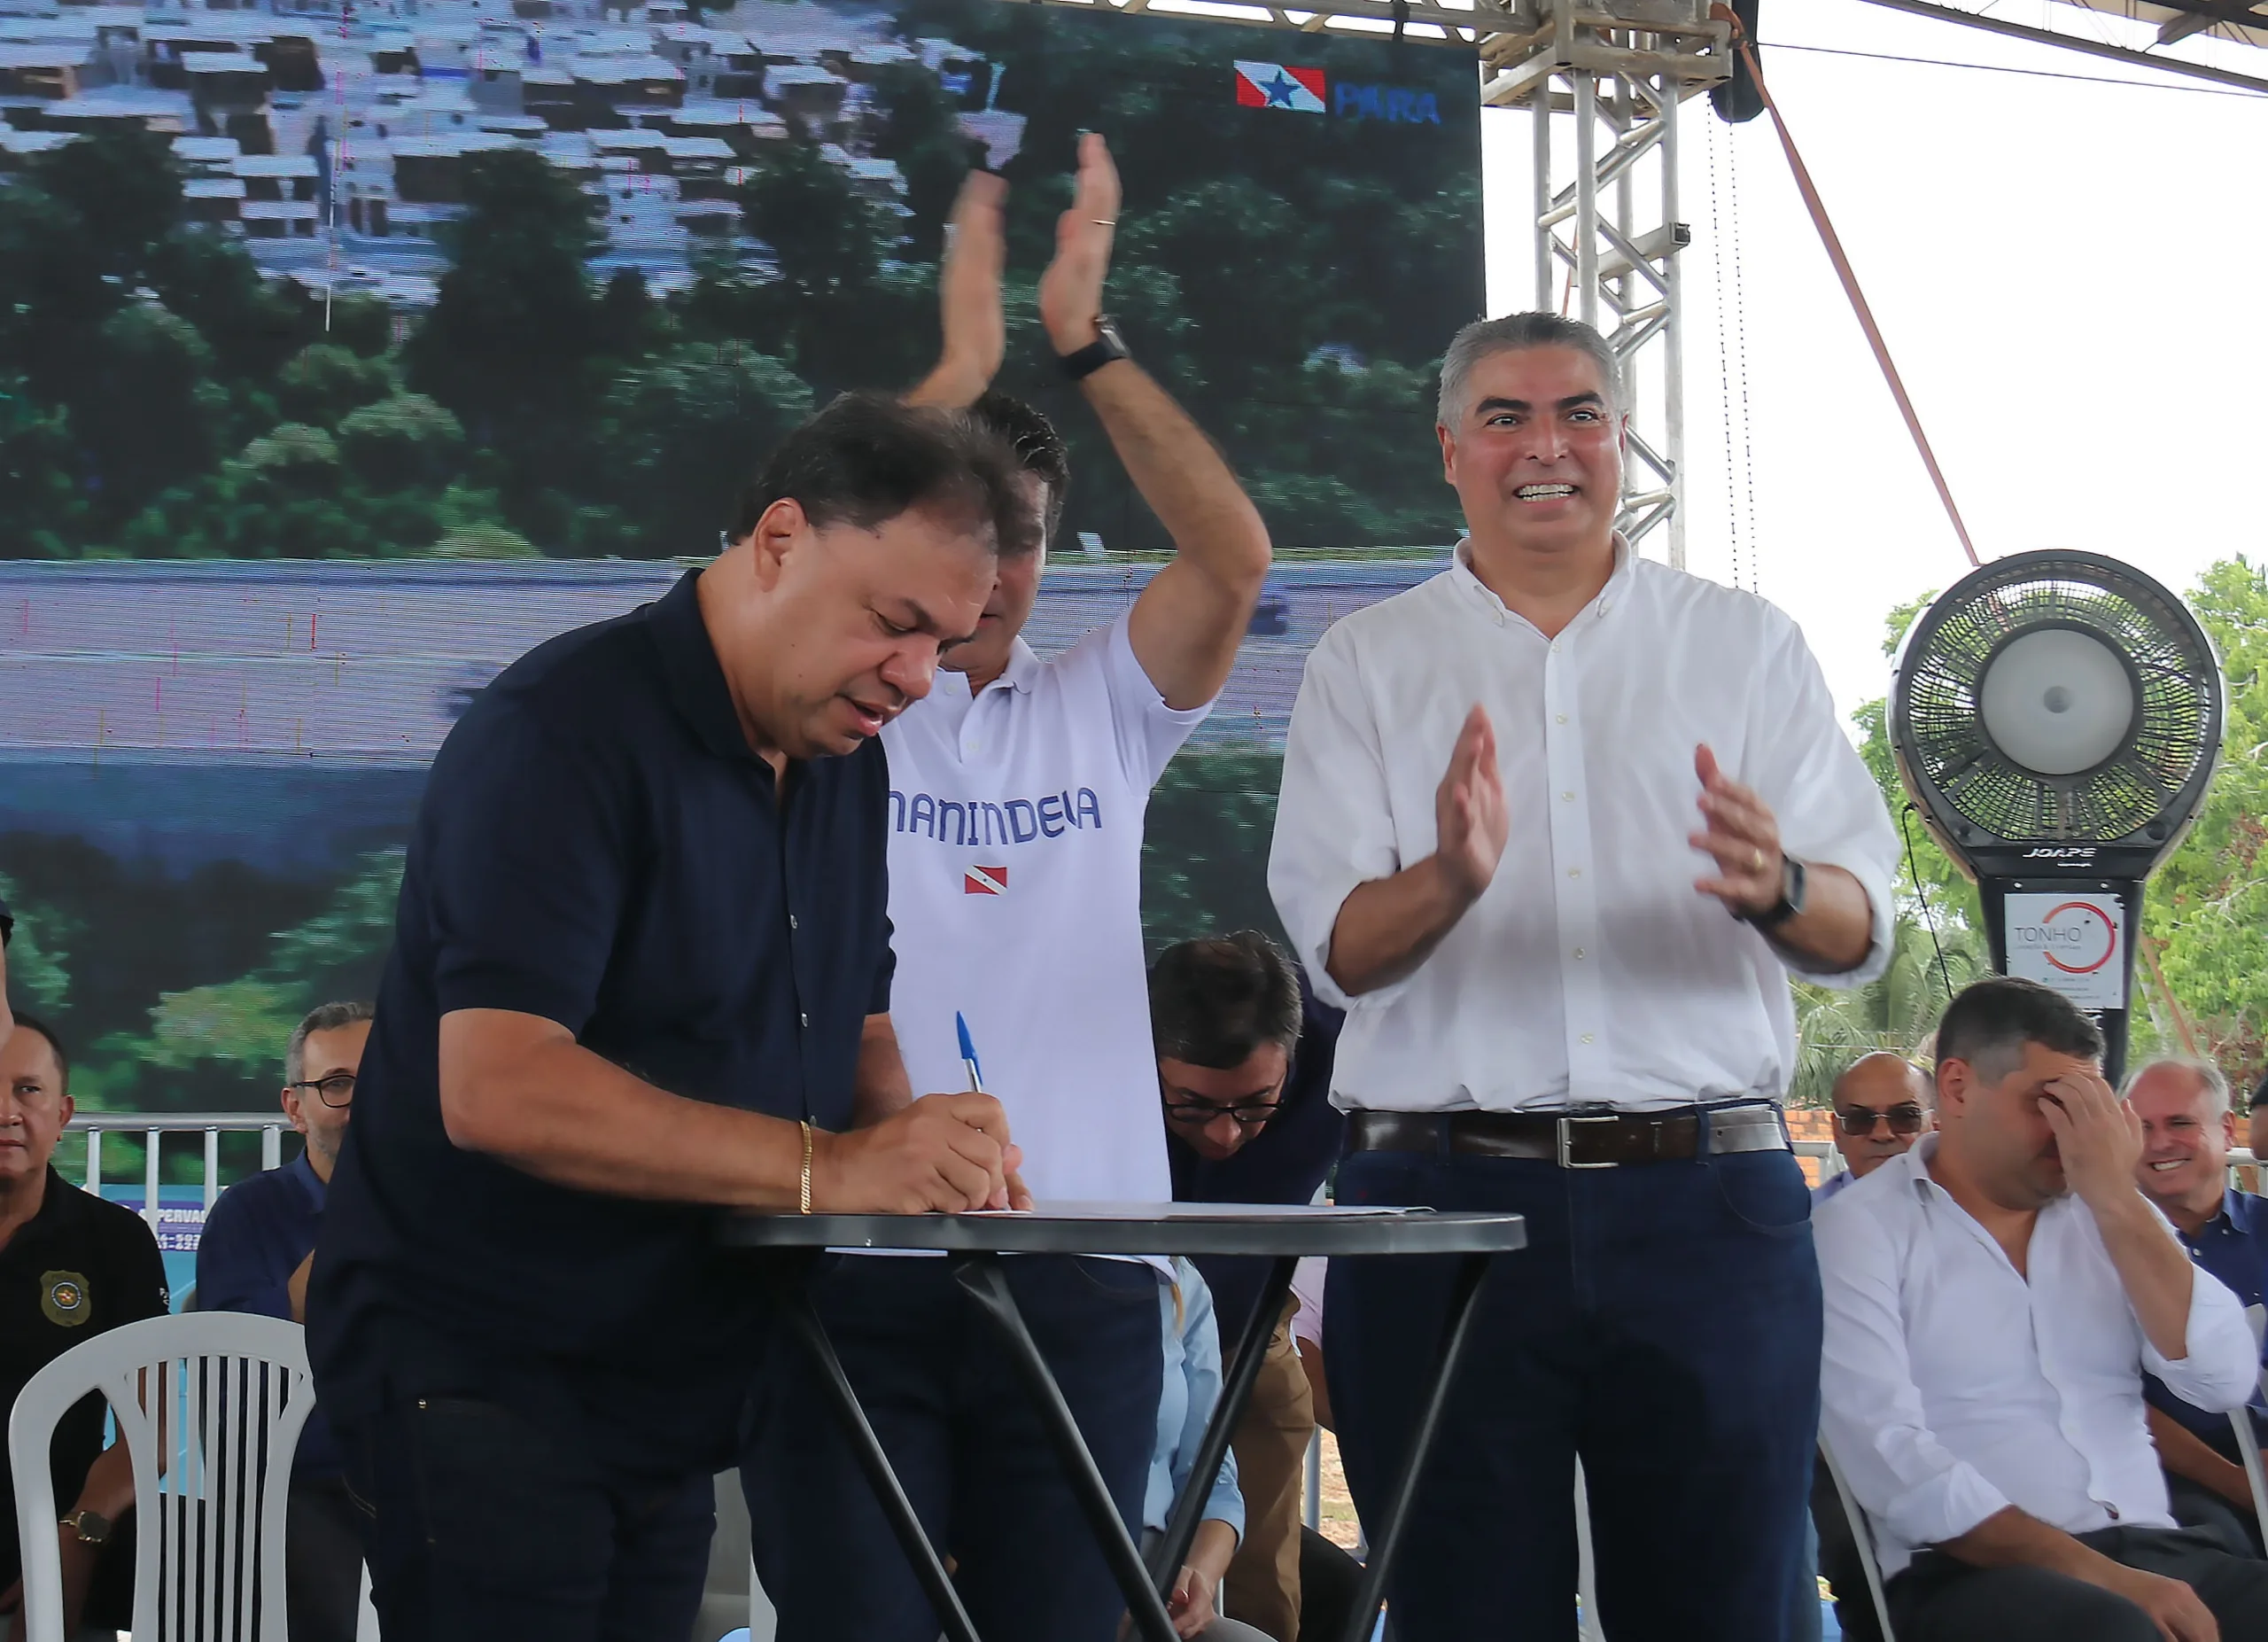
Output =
[
  {"x1": 289, "y1": 1073, "x2": 356, "y2": 1109},
  {"x1": 1838, "y1": 1103, "x2": 1925, "y2": 1137}
]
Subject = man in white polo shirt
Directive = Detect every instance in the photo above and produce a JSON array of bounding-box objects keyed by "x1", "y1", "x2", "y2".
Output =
[{"x1": 742, "y1": 136, "x2": 1272, "y2": 1642}]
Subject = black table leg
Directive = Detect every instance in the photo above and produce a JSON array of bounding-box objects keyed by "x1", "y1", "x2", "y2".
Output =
[
  {"x1": 951, "y1": 1252, "x2": 1183, "y2": 1642},
  {"x1": 757, "y1": 1254, "x2": 983, "y2": 1642},
  {"x1": 1338, "y1": 1249, "x2": 1495, "y2": 1642},
  {"x1": 1148, "y1": 1254, "x2": 1299, "y2": 1594}
]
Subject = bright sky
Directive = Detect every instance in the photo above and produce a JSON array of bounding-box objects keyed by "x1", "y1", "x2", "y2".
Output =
[{"x1": 1477, "y1": 0, "x2": 2268, "y2": 727}]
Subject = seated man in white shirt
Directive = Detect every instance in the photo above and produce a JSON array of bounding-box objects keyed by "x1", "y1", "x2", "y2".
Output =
[{"x1": 1818, "y1": 976, "x2": 2268, "y2": 1642}]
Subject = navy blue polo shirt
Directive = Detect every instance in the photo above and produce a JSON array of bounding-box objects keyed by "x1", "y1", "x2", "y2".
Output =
[
  {"x1": 307, "y1": 568, "x2": 894, "y2": 1476},
  {"x1": 2145, "y1": 1188, "x2": 2268, "y2": 1454},
  {"x1": 1166, "y1": 978, "x2": 1346, "y2": 1341},
  {"x1": 197, "y1": 1153, "x2": 340, "y2": 1477}
]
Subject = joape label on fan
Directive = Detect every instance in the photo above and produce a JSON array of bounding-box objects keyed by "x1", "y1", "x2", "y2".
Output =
[{"x1": 2003, "y1": 893, "x2": 2126, "y2": 1011}]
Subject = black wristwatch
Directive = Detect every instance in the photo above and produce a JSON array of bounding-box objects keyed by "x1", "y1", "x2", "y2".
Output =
[
  {"x1": 60, "y1": 1508, "x2": 112, "y2": 1547},
  {"x1": 1057, "y1": 315, "x2": 1130, "y2": 381},
  {"x1": 1741, "y1": 856, "x2": 1807, "y2": 932}
]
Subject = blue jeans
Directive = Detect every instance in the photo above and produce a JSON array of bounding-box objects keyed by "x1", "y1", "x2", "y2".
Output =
[
  {"x1": 743, "y1": 1253, "x2": 1165, "y2": 1642},
  {"x1": 1326, "y1": 1134, "x2": 1822, "y2": 1642}
]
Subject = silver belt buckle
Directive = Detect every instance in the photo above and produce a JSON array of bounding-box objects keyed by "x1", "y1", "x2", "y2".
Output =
[{"x1": 1556, "y1": 1114, "x2": 1623, "y2": 1169}]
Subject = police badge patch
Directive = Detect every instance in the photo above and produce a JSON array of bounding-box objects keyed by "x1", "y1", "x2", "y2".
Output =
[{"x1": 42, "y1": 1270, "x2": 91, "y2": 1327}]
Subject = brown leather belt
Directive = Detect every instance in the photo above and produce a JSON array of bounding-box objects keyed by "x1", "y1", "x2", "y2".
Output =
[{"x1": 1345, "y1": 1105, "x2": 1789, "y2": 1168}]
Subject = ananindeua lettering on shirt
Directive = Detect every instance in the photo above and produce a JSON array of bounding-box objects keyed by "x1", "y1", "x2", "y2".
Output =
[{"x1": 889, "y1": 786, "x2": 1105, "y2": 845}]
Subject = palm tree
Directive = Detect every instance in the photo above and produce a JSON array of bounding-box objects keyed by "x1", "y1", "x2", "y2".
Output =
[{"x1": 1789, "y1": 917, "x2": 1989, "y2": 1107}]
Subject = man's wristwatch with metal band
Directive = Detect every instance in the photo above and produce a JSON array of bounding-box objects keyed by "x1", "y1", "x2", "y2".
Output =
[
  {"x1": 1741, "y1": 856, "x2": 1807, "y2": 932},
  {"x1": 59, "y1": 1508, "x2": 112, "y2": 1547}
]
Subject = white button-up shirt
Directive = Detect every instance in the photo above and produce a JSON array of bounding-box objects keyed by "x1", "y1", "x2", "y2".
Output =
[
  {"x1": 1816, "y1": 1139, "x2": 2258, "y2": 1577},
  {"x1": 1267, "y1": 538, "x2": 1896, "y2": 1113}
]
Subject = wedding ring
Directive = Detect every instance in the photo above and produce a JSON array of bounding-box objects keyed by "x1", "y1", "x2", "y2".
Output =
[
  {"x1": 1751, "y1": 847, "x2": 1766, "y2": 870},
  {"x1": 1091, "y1": 218, "x2": 1117, "y2": 227}
]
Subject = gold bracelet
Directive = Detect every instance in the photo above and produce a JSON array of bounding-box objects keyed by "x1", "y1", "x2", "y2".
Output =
[{"x1": 799, "y1": 1119, "x2": 814, "y2": 1216}]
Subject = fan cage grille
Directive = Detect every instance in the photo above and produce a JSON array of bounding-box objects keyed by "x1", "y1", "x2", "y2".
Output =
[{"x1": 1898, "y1": 560, "x2": 2217, "y2": 844}]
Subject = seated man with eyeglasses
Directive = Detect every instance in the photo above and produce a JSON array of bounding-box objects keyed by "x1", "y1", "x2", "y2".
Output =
[
  {"x1": 195, "y1": 1000, "x2": 371, "y2": 1642},
  {"x1": 1151, "y1": 931, "x2": 1345, "y2": 1642},
  {"x1": 1815, "y1": 1052, "x2": 1934, "y2": 1206}
]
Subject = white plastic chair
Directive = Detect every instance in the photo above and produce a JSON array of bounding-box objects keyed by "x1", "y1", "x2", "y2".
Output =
[
  {"x1": 9, "y1": 1311, "x2": 317, "y2": 1642},
  {"x1": 2234, "y1": 1304, "x2": 2268, "y2": 1545},
  {"x1": 1817, "y1": 1434, "x2": 1898, "y2": 1642}
]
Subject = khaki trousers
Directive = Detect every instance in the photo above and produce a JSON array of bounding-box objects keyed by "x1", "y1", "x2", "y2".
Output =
[{"x1": 1220, "y1": 1296, "x2": 1315, "y2": 1642}]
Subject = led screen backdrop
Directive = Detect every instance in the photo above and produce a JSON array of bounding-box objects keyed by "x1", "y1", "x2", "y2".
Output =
[{"x1": 0, "y1": 0, "x2": 1484, "y2": 1119}]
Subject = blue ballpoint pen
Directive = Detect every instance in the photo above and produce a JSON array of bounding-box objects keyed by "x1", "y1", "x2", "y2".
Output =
[{"x1": 955, "y1": 1011, "x2": 986, "y2": 1095}]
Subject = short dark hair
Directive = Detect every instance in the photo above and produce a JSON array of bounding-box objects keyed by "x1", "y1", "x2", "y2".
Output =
[
  {"x1": 967, "y1": 390, "x2": 1069, "y2": 537},
  {"x1": 730, "y1": 392, "x2": 1040, "y2": 558},
  {"x1": 1934, "y1": 977, "x2": 2105, "y2": 1085},
  {"x1": 8, "y1": 1010, "x2": 68, "y2": 1096},
  {"x1": 1148, "y1": 931, "x2": 1303, "y2": 1070},
  {"x1": 287, "y1": 1000, "x2": 374, "y2": 1086}
]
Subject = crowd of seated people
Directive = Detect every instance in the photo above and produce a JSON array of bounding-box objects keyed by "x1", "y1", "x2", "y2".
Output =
[{"x1": 14, "y1": 875, "x2": 2268, "y2": 1642}]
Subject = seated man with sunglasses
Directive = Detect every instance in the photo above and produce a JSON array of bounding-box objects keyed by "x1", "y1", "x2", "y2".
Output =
[
  {"x1": 1816, "y1": 1052, "x2": 1935, "y2": 1206},
  {"x1": 1151, "y1": 931, "x2": 1344, "y2": 1642},
  {"x1": 196, "y1": 1000, "x2": 372, "y2": 1642}
]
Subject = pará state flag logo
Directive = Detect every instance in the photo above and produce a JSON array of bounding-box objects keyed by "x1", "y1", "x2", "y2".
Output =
[
  {"x1": 1235, "y1": 61, "x2": 1325, "y2": 113},
  {"x1": 964, "y1": 865, "x2": 1008, "y2": 896}
]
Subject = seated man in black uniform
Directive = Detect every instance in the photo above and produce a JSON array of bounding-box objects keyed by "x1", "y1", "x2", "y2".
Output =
[{"x1": 0, "y1": 1014, "x2": 171, "y2": 1639}]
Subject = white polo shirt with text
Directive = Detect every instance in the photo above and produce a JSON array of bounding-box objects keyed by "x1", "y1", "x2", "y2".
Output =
[{"x1": 882, "y1": 611, "x2": 1209, "y2": 1203}]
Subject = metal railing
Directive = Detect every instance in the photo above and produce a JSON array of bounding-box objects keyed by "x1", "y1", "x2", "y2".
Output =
[{"x1": 63, "y1": 1112, "x2": 292, "y2": 1235}]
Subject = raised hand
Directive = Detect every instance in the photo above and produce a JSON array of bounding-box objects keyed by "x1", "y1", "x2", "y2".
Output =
[
  {"x1": 906, "y1": 170, "x2": 1008, "y2": 409},
  {"x1": 1433, "y1": 704, "x2": 1510, "y2": 905},
  {"x1": 812, "y1": 1091, "x2": 1025, "y2": 1214},
  {"x1": 1037, "y1": 132, "x2": 1119, "y2": 355},
  {"x1": 1691, "y1": 743, "x2": 1786, "y2": 917},
  {"x1": 2040, "y1": 1067, "x2": 2146, "y2": 1218}
]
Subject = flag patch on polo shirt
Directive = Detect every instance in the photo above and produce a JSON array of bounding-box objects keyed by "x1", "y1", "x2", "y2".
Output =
[{"x1": 964, "y1": 865, "x2": 1008, "y2": 896}]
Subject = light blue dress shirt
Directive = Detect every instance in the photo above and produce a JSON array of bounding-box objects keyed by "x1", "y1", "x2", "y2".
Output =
[{"x1": 1146, "y1": 1257, "x2": 1246, "y2": 1538}]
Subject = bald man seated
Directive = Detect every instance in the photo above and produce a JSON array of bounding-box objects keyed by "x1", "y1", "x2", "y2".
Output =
[{"x1": 1816, "y1": 1052, "x2": 1935, "y2": 1206}]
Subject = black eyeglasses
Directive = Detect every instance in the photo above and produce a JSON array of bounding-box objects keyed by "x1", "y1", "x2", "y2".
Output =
[
  {"x1": 1162, "y1": 1096, "x2": 1282, "y2": 1129},
  {"x1": 1838, "y1": 1103, "x2": 1925, "y2": 1137},
  {"x1": 289, "y1": 1074, "x2": 356, "y2": 1109}
]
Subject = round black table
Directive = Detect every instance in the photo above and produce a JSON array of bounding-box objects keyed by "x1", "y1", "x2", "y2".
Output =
[{"x1": 721, "y1": 1202, "x2": 1526, "y2": 1642}]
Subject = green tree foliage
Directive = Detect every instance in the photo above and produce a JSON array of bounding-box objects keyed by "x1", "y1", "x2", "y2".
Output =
[
  {"x1": 335, "y1": 393, "x2": 466, "y2": 491},
  {"x1": 0, "y1": 871, "x2": 75, "y2": 1016},
  {"x1": 401, "y1": 151, "x2": 608, "y2": 455},
  {"x1": 1140, "y1": 747, "x2": 1291, "y2": 955},
  {"x1": 738, "y1": 135, "x2": 883, "y2": 300},
  {"x1": 74, "y1": 851, "x2": 406, "y2": 1113},
  {"x1": 595, "y1": 342, "x2": 813, "y2": 555},
  {"x1": 1790, "y1": 921, "x2": 1989, "y2": 1107},
  {"x1": 276, "y1": 344, "x2": 396, "y2": 430},
  {"x1": 2143, "y1": 558, "x2": 2268, "y2": 1076}
]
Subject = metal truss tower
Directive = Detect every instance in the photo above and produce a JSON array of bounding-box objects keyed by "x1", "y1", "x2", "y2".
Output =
[{"x1": 1485, "y1": 3, "x2": 1728, "y2": 568}]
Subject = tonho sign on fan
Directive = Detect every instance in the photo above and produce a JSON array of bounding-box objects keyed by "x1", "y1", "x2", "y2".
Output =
[{"x1": 2004, "y1": 894, "x2": 2125, "y2": 1010}]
